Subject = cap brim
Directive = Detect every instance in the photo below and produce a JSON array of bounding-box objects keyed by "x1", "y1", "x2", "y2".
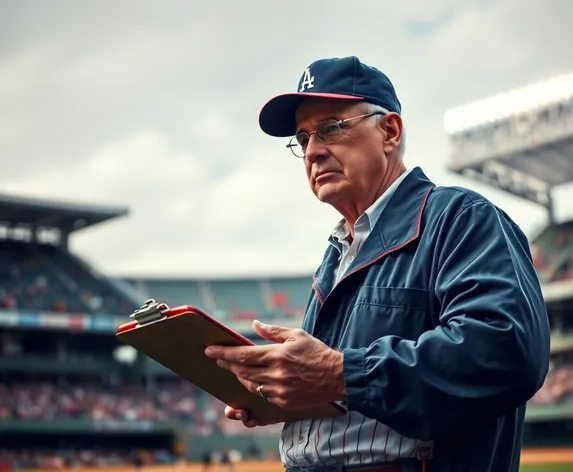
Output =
[{"x1": 258, "y1": 92, "x2": 364, "y2": 137}]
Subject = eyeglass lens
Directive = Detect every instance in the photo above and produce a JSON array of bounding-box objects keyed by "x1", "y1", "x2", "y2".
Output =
[{"x1": 289, "y1": 120, "x2": 341, "y2": 157}]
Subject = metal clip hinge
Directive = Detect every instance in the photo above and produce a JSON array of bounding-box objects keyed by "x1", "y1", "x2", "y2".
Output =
[{"x1": 130, "y1": 298, "x2": 170, "y2": 326}]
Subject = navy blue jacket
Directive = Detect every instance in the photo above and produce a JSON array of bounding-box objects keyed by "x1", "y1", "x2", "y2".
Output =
[{"x1": 303, "y1": 167, "x2": 551, "y2": 472}]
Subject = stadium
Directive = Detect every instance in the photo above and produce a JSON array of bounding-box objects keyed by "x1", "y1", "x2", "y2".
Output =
[{"x1": 1, "y1": 71, "x2": 573, "y2": 472}]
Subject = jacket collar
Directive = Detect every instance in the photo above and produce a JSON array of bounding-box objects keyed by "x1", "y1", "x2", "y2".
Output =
[
  {"x1": 371, "y1": 166, "x2": 435, "y2": 255},
  {"x1": 314, "y1": 166, "x2": 435, "y2": 297},
  {"x1": 328, "y1": 168, "x2": 414, "y2": 259}
]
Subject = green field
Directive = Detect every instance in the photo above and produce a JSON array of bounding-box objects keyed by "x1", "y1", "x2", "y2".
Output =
[{"x1": 520, "y1": 465, "x2": 573, "y2": 471}]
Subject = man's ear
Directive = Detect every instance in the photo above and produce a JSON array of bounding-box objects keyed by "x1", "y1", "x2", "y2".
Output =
[{"x1": 381, "y1": 112, "x2": 403, "y2": 155}]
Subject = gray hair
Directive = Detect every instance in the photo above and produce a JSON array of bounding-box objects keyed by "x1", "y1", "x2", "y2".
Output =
[{"x1": 363, "y1": 103, "x2": 406, "y2": 156}]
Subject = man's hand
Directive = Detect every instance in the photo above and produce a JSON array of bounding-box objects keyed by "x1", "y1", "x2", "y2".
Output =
[{"x1": 205, "y1": 320, "x2": 346, "y2": 411}]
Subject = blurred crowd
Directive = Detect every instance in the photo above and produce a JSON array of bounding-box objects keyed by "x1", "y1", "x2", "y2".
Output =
[
  {"x1": 0, "y1": 241, "x2": 306, "y2": 321},
  {"x1": 0, "y1": 449, "x2": 175, "y2": 470},
  {"x1": 0, "y1": 242, "x2": 135, "y2": 316},
  {"x1": 0, "y1": 379, "x2": 277, "y2": 469},
  {"x1": 530, "y1": 359, "x2": 573, "y2": 405},
  {"x1": 2, "y1": 370, "x2": 572, "y2": 426},
  {"x1": 0, "y1": 379, "x2": 282, "y2": 437},
  {"x1": 531, "y1": 222, "x2": 573, "y2": 283}
]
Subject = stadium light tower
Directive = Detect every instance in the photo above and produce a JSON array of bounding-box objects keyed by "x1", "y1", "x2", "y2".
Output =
[{"x1": 444, "y1": 70, "x2": 573, "y2": 223}]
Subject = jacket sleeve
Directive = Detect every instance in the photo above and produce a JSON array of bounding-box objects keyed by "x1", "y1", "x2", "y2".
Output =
[{"x1": 342, "y1": 200, "x2": 551, "y2": 440}]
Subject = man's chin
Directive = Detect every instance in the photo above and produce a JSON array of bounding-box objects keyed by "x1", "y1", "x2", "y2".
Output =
[{"x1": 314, "y1": 183, "x2": 346, "y2": 205}]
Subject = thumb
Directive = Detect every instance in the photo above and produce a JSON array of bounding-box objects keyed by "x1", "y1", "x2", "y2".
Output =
[{"x1": 253, "y1": 320, "x2": 295, "y2": 343}]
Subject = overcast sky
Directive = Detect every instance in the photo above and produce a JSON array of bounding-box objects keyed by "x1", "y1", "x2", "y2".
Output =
[{"x1": 1, "y1": 0, "x2": 572, "y2": 278}]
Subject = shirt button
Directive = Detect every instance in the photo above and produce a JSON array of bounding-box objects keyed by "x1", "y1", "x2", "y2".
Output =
[
  {"x1": 298, "y1": 435, "x2": 304, "y2": 444},
  {"x1": 347, "y1": 255, "x2": 354, "y2": 263}
]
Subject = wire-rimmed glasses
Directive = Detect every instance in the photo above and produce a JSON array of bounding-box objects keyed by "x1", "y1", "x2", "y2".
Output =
[{"x1": 286, "y1": 111, "x2": 385, "y2": 158}]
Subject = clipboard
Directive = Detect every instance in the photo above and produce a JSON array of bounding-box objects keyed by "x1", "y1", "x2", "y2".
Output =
[{"x1": 116, "y1": 299, "x2": 346, "y2": 425}]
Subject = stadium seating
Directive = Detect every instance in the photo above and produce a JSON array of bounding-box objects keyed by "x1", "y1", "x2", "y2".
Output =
[
  {"x1": 0, "y1": 241, "x2": 135, "y2": 316},
  {"x1": 128, "y1": 278, "x2": 205, "y2": 310},
  {"x1": 530, "y1": 352, "x2": 573, "y2": 405},
  {"x1": 123, "y1": 275, "x2": 311, "y2": 321},
  {"x1": 0, "y1": 448, "x2": 176, "y2": 469},
  {"x1": 0, "y1": 376, "x2": 281, "y2": 468},
  {"x1": 531, "y1": 220, "x2": 573, "y2": 283}
]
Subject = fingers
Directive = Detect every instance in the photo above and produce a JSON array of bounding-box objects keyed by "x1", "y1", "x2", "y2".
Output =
[
  {"x1": 252, "y1": 320, "x2": 297, "y2": 343},
  {"x1": 216, "y1": 360, "x2": 269, "y2": 384},
  {"x1": 235, "y1": 375, "x2": 282, "y2": 401},
  {"x1": 224, "y1": 406, "x2": 260, "y2": 428},
  {"x1": 242, "y1": 417, "x2": 260, "y2": 428},
  {"x1": 224, "y1": 406, "x2": 247, "y2": 421},
  {"x1": 205, "y1": 345, "x2": 270, "y2": 366}
]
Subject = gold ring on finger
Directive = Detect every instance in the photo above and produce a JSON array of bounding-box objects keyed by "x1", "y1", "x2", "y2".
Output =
[{"x1": 256, "y1": 384, "x2": 267, "y2": 399}]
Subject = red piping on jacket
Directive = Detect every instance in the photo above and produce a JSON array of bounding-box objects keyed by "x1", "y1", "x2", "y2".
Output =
[{"x1": 312, "y1": 276, "x2": 325, "y2": 305}]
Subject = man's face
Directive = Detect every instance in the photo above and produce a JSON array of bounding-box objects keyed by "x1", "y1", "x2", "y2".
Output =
[{"x1": 294, "y1": 98, "x2": 396, "y2": 208}]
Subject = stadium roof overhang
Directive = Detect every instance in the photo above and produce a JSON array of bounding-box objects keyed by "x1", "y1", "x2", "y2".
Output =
[
  {"x1": 0, "y1": 193, "x2": 129, "y2": 233},
  {"x1": 443, "y1": 71, "x2": 573, "y2": 218}
]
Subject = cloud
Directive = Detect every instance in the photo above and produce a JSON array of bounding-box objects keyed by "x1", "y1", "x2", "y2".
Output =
[{"x1": 0, "y1": 0, "x2": 572, "y2": 277}]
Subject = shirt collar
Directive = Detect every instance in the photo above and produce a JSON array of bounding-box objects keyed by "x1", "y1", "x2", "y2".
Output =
[{"x1": 329, "y1": 168, "x2": 413, "y2": 253}]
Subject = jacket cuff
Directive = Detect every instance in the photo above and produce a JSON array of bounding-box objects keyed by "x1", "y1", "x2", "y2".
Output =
[{"x1": 342, "y1": 347, "x2": 368, "y2": 410}]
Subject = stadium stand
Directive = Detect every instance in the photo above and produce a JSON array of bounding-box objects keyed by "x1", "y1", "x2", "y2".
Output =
[
  {"x1": 0, "y1": 240, "x2": 134, "y2": 315},
  {"x1": 0, "y1": 194, "x2": 176, "y2": 469},
  {"x1": 0, "y1": 193, "x2": 297, "y2": 469},
  {"x1": 531, "y1": 220, "x2": 573, "y2": 283},
  {"x1": 530, "y1": 351, "x2": 573, "y2": 406},
  {"x1": 122, "y1": 275, "x2": 309, "y2": 322}
]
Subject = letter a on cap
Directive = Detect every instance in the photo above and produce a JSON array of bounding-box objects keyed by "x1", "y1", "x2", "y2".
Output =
[{"x1": 299, "y1": 67, "x2": 315, "y2": 92}]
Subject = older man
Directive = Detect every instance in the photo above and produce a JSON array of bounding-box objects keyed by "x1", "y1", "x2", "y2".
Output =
[{"x1": 205, "y1": 56, "x2": 551, "y2": 472}]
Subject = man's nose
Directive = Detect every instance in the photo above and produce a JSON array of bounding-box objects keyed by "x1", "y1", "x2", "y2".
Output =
[{"x1": 304, "y1": 134, "x2": 329, "y2": 163}]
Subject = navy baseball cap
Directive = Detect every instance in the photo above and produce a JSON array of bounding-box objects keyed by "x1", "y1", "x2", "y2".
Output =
[{"x1": 259, "y1": 56, "x2": 401, "y2": 137}]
